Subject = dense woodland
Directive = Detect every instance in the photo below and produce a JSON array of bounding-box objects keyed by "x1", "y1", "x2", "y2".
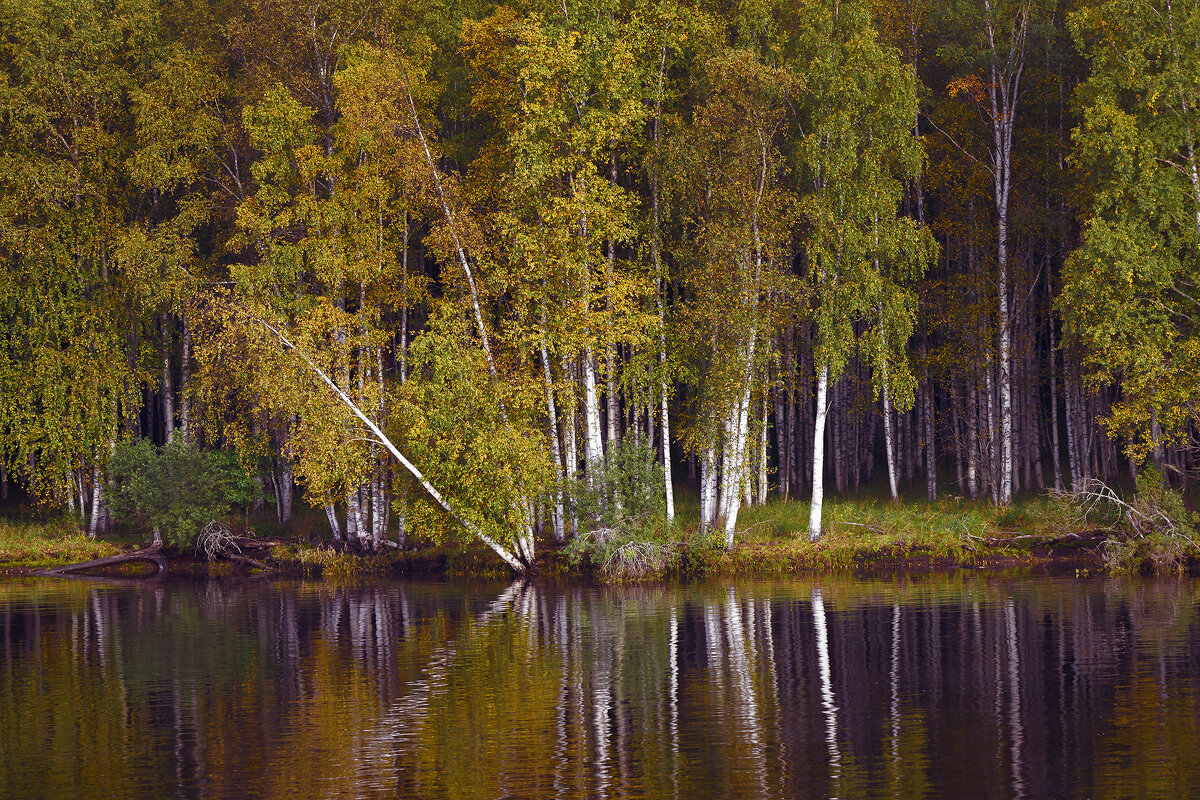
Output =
[{"x1": 1, "y1": 0, "x2": 1198, "y2": 572}]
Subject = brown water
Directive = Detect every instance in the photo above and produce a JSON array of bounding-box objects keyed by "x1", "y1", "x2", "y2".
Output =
[{"x1": 1, "y1": 575, "x2": 1198, "y2": 799}]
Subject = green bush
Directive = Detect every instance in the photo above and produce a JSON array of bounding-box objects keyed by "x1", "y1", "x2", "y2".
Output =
[
  {"x1": 567, "y1": 440, "x2": 666, "y2": 531},
  {"x1": 1067, "y1": 468, "x2": 1200, "y2": 574},
  {"x1": 562, "y1": 440, "x2": 679, "y2": 580},
  {"x1": 107, "y1": 439, "x2": 262, "y2": 550}
]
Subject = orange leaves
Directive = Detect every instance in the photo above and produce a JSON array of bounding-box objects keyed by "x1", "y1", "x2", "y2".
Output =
[{"x1": 947, "y1": 73, "x2": 988, "y2": 105}]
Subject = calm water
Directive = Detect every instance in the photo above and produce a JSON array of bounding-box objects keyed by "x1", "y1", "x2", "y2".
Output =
[{"x1": 2, "y1": 575, "x2": 1199, "y2": 799}]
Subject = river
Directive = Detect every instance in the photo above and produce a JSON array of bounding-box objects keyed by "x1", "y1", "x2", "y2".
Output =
[{"x1": 1, "y1": 574, "x2": 1198, "y2": 799}]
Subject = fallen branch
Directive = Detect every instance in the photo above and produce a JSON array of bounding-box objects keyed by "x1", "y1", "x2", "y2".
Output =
[
  {"x1": 226, "y1": 553, "x2": 271, "y2": 573},
  {"x1": 839, "y1": 521, "x2": 890, "y2": 535},
  {"x1": 39, "y1": 544, "x2": 169, "y2": 578}
]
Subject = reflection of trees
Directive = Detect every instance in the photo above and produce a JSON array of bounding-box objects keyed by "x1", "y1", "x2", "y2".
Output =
[{"x1": 1, "y1": 578, "x2": 1200, "y2": 798}]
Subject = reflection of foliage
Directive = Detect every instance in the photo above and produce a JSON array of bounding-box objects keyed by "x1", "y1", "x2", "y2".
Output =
[
  {"x1": 1055, "y1": 469, "x2": 1200, "y2": 574},
  {"x1": 107, "y1": 439, "x2": 261, "y2": 549}
]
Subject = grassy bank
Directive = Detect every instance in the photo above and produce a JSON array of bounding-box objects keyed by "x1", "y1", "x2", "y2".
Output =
[
  {"x1": 0, "y1": 491, "x2": 1147, "y2": 580},
  {"x1": 709, "y1": 494, "x2": 1097, "y2": 575},
  {"x1": 0, "y1": 518, "x2": 123, "y2": 573}
]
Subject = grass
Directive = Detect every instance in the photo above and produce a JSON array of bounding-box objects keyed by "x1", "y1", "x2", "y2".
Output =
[
  {"x1": 658, "y1": 490, "x2": 1098, "y2": 577},
  {"x1": 0, "y1": 517, "x2": 124, "y2": 572},
  {"x1": 0, "y1": 488, "x2": 1105, "y2": 580}
]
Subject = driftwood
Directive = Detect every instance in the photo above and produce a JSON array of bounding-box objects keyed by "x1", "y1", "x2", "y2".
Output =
[
  {"x1": 226, "y1": 553, "x2": 271, "y2": 573},
  {"x1": 39, "y1": 543, "x2": 169, "y2": 578}
]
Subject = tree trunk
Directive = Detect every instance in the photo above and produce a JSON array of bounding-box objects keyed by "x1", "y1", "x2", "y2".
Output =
[
  {"x1": 180, "y1": 311, "x2": 191, "y2": 443},
  {"x1": 540, "y1": 335, "x2": 567, "y2": 545},
  {"x1": 88, "y1": 465, "x2": 103, "y2": 539},
  {"x1": 808, "y1": 365, "x2": 830, "y2": 541},
  {"x1": 582, "y1": 348, "x2": 605, "y2": 490},
  {"x1": 161, "y1": 313, "x2": 175, "y2": 444},
  {"x1": 924, "y1": 368, "x2": 937, "y2": 502},
  {"x1": 325, "y1": 503, "x2": 342, "y2": 541},
  {"x1": 882, "y1": 380, "x2": 900, "y2": 504}
]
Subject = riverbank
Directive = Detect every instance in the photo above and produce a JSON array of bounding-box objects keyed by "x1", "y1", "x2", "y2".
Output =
[{"x1": 0, "y1": 493, "x2": 1126, "y2": 579}]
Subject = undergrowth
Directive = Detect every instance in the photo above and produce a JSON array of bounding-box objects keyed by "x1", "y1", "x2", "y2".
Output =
[{"x1": 0, "y1": 517, "x2": 121, "y2": 570}]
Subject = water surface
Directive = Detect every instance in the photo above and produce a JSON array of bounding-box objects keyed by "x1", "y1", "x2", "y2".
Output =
[{"x1": 2, "y1": 575, "x2": 1198, "y2": 799}]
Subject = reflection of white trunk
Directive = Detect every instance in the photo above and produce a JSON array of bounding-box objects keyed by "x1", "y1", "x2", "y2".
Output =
[
  {"x1": 812, "y1": 587, "x2": 840, "y2": 787},
  {"x1": 1006, "y1": 599, "x2": 1024, "y2": 800},
  {"x1": 592, "y1": 623, "x2": 613, "y2": 797},
  {"x1": 669, "y1": 605, "x2": 680, "y2": 800},
  {"x1": 808, "y1": 366, "x2": 830, "y2": 541},
  {"x1": 890, "y1": 603, "x2": 901, "y2": 764},
  {"x1": 725, "y1": 590, "x2": 767, "y2": 790}
]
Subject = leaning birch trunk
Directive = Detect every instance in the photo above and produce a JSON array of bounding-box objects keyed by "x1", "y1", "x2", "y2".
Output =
[
  {"x1": 251, "y1": 314, "x2": 527, "y2": 572},
  {"x1": 808, "y1": 364, "x2": 830, "y2": 542},
  {"x1": 325, "y1": 503, "x2": 342, "y2": 541}
]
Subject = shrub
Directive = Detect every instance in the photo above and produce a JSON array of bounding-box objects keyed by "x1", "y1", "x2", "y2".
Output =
[
  {"x1": 107, "y1": 439, "x2": 262, "y2": 550},
  {"x1": 1057, "y1": 469, "x2": 1200, "y2": 574},
  {"x1": 562, "y1": 440, "x2": 679, "y2": 580}
]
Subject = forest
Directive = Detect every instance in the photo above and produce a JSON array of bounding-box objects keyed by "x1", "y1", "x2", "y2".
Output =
[{"x1": 1, "y1": 0, "x2": 1197, "y2": 574}]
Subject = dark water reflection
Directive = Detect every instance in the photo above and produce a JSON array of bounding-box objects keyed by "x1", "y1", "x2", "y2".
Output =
[{"x1": 2, "y1": 575, "x2": 1199, "y2": 799}]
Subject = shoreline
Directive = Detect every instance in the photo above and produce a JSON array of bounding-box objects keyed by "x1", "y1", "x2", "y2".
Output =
[{"x1": 0, "y1": 533, "x2": 1114, "y2": 580}]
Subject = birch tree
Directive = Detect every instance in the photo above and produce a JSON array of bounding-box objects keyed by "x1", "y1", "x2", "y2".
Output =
[
  {"x1": 794, "y1": 0, "x2": 933, "y2": 538},
  {"x1": 1063, "y1": 0, "x2": 1200, "y2": 463}
]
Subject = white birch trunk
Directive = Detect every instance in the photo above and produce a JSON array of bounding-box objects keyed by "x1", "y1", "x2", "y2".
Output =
[
  {"x1": 325, "y1": 503, "x2": 342, "y2": 541},
  {"x1": 659, "y1": 367, "x2": 674, "y2": 523},
  {"x1": 161, "y1": 313, "x2": 175, "y2": 444},
  {"x1": 882, "y1": 379, "x2": 900, "y2": 504},
  {"x1": 808, "y1": 364, "x2": 830, "y2": 542},
  {"x1": 757, "y1": 393, "x2": 768, "y2": 506},
  {"x1": 650, "y1": 41, "x2": 674, "y2": 523},
  {"x1": 87, "y1": 465, "x2": 103, "y2": 539},
  {"x1": 983, "y1": 0, "x2": 1024, "y2": 505},
  {"x1": 180, "y1": 311, "x2": 191, "y2": 443},
  {"x1": 582, "y1": 347, "x2": 605, "y2": 488},
  {"x1": 540, "y1": 335, "x2": 567, "y2": 545}
]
